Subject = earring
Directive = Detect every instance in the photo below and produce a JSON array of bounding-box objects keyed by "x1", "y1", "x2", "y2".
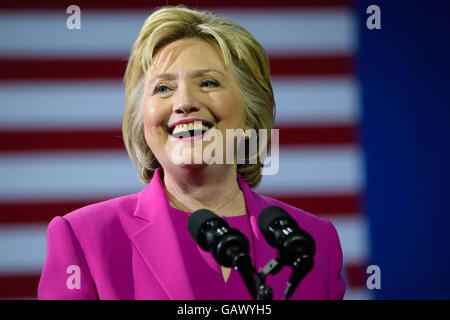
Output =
[{"x1": 244, "y1": 128, "x2": 252, "y2": 139}]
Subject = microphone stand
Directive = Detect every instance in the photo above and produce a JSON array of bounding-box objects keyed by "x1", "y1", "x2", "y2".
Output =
[
  {"x1": 229, "y1": 248, "x2": 258, "y2": 299},
  {"x1": 254, "y1": 259, "x2": 282, "y2": 300},
  {"x1": 284, "y1": 255, "x2": 314, "y2": 300},
  {"x1": 225, "y1": 251, "x2": 313, "y2": 300},
  {"x1": 252, "y1": 256, "x2": 314, "y2": 300},
  {"x1": 230, "y1": 248, "x2": 277, "y2": 300}
]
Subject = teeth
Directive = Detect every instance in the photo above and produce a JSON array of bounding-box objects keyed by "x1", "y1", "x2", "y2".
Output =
[{"x1": 172, "y1": 122, "x2": 210, "y2": 135}]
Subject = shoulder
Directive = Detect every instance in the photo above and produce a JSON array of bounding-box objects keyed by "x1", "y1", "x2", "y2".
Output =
[
  {"x1": 64, "y1": 192, "x2": 139, "y2": 223},
  {"x1": 50, "y1": 192, "x2": 142, "y2": 242},
  {"x1": 257, "y1": 194, "x2": 331, "y2": 231},
  {"x1": 255, "y1": 193, "x2": 345, "y2": 298},
  {"x1": 254, "y1": 193, "x2": 340, "y2": 247}
]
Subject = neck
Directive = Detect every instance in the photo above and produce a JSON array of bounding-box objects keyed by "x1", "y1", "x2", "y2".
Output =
[{"x1": 162, "y1": 164, "x2": 246, "y2": 217}]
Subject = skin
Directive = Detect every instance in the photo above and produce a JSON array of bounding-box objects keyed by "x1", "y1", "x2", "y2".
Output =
[
  {"x1": 142, "y1": 37, "x2": 250, "y2": 283},
  {"x1": 142, "y1": 37, "x2": 248, "y2": 219}
]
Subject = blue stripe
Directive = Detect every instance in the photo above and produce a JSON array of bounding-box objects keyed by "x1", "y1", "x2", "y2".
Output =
[{"x1": 358, "y1": 0, "x2": 450, "y2": 299}]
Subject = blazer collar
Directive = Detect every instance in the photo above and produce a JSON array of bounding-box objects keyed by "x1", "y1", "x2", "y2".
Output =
[
  {"x1": 237, "y1": 174, "x2": 278, "y2": 272},
  {"x1": 130, "y1": 168, "x2": 276, "y2": 299},
  {"x1": 132, "y1": 167, "x2": 169, "y2": 222},
  {"x1": 131, "y1": 168, "x2": 195, "y2": 299}
]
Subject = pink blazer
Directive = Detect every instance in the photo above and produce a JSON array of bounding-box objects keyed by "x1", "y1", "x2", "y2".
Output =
[{"x1": 38, "y1": 168, "x2": 345, "y2": 299}]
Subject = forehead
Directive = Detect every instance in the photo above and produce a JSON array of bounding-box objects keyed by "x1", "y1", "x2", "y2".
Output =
[{"x1": 150, "y1": 38, "x2": 228, "y2": 75}]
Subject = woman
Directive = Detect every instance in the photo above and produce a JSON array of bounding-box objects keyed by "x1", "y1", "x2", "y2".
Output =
[{"x1": 38, "y1": 6, "x2": 345, "y2": 300}]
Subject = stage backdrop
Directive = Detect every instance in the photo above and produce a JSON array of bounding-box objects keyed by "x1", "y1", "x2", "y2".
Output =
[
  {"x1": 0, "y1": 0, "x2": 370, "y2": 299},
  {"x1": 358, "y1": 0, "x2": 450, "y2": 299}
]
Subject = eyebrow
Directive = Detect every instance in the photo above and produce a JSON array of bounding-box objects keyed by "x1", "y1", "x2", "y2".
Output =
[{"x1": 149, "y1": 68, "x2": 225, "y2": 85}]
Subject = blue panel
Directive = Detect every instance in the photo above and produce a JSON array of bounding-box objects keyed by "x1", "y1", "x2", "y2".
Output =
[{"x1": 357, "y1": 0, "x2": 450, "y2": 299}]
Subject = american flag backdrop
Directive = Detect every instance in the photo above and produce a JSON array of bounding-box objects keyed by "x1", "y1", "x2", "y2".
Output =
[{"x1": 0, "y1": 0, "x2": 372, "y2": 300}]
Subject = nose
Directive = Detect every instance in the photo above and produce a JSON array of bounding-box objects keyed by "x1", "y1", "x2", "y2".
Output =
[{"x1": 173, "y1": 83, "x2": 200, "y2": 115}]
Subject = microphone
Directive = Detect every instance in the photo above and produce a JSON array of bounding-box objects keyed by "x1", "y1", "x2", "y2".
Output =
[
  {"x1": 258, "y1": 206, "x2": 316, "y2": 299},
  {"x1": 188, "y1": 209, "x2": 257, "y2": 298}
]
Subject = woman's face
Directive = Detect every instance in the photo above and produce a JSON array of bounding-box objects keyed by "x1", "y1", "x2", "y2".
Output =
[{"x1": 142, "y1": 37, "x2": 246, "y2": 169}]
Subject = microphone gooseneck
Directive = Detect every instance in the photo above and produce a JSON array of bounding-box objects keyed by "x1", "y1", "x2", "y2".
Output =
[
  {"x1": 258, "y1": 206, "x2": 316, "y2": 299},
  {"x1": 187, "y1": 206, "x2": 316, "y2": 300}
]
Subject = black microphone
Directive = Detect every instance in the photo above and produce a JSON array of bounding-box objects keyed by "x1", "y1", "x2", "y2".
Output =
[
  {"x1": 188, "y1": 209, "x2": 257, "y2": 299},
  {"x1": 258, "y1": 206, "x2": 316, "y2": 299}
]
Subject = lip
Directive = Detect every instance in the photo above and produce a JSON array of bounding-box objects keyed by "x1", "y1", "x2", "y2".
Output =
[
  {"x1": 167, "y1": 118, "x2": 215, "y2": 142},
  {"x1": 168, "y1": 118, "x2": 214, "y2": 130},
  {"x1": 169, "y1": 131, "x2": 208, "y2": 142}
]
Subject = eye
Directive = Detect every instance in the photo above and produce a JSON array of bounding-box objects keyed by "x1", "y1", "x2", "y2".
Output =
[
  {"x1": 153, "y1": 84, "x2": 171, "y2": 94},
  {"x1": 201, "y1": 79, "x2": 220, "y2": 88}
]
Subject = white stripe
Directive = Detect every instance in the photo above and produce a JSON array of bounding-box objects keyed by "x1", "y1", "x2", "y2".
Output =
[
  {"x1": 0, "y1": 218, "x2": 369, "y2": 283},
  {"x1": 0, "y1": 78, "x2": 358, "y2": 129},
  {"x1": 0, "y1": 151, "x2": 142, "y2": 201},
  {"x1": 256, "y1": 146, "x2": 363, "y2": 194},
  {"x1": 274, "y1": 77, "x2": 360, "y2": 125},
  {"x1": 344, "y1": 288, "x2": 374, "y2": 300},
  {"x1": 0, "y1": 218, "x2": 368, "y2": 284},
  {"x1": 0, "y1": 147, "x2": 362, "y2": 201},
  {"x1": 215, "y1": 9, "x2": 356, "y2": 55},
  {"x1": 0, "y1": 223, "x2": 46, "y2": 274},
  {"x1": 0, "y1": 81, "x2": 124, "y2": 130},
  {"x1": 325, "y1": 215, "x2": 370, "y2": 264},
  {"x1": 0, "y1": 9, "x2": 355, "y2": 57}
]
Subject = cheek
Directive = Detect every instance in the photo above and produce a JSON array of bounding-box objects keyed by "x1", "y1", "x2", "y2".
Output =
[
  {"x1": 142, "y1": 100, "x2": 168, "y2": 147},
  {"x1": 230, "y1": 95, "x2": 246, "y2": 129},
  {"x1": 212, "y1": 92, "x2": 245, "y2": 126},
  {"x1": 142, "y1": 100, "x2": 157, "y2": 129},
  {"x1": 142, "y1": 98, "x2": 167, "y2": 130}
]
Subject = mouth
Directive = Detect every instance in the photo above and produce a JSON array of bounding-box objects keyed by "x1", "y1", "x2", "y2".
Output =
[{"x1": 168, "y1": 119, "x2": 214, "y2": 140}]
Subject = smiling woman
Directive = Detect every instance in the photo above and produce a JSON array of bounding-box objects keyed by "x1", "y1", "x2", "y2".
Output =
[
  {"x1": 141, "y1": 38, "x2": 247, "y2": 184},
  {"x1": 37, "y1": 5, "x2": 345, "y2": 300},
  {"x1": 123, "y1": 7, "x2": 275, "y2": 189}
]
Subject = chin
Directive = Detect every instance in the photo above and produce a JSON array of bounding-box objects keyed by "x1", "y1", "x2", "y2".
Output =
[
  {"x1": 167, "y1": 149, "x2": 206, "y2": 167},
  {"x1": 166, "y1": 139, "x2": 217, "y2": 165}
]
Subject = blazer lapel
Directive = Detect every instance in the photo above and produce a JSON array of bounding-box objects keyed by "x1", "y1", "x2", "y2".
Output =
[
  {"x1": 237, "y1": 175, "x2": 279, "y2": 272},
  {"x1": 130, "y1": 168, "x2": 195, "y2": 300},
  {"x1": 130, "y1": 169, "x2": 277, "y2": 299}
]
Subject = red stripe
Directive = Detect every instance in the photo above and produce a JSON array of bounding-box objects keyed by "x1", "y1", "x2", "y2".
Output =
[
  {"x1": 268, "y1": 193, "x2": 361, "y2": 216},
  {"x1": 0, "y1": 56, "x2": 353, "y2": 80},
  {"x1": 276, "y1": 124, "x2": 359, "y2": 146},
  {"x1": 0, "y1": 0, "x2": 351, "y2": 10},
  {"x1": 0, "y1": 59, "x2": 127, "y2": 81},
  {"x1": 0, "y1": 125, "x2": 356, "y2": 152},
  {"x1": 0, "y1": 262, "x2": 364, "y2": 299},
  {"x1": 0, "y1": 274, "x2": 39, "y2": 299},
  {"x1": 345, "y1": 263, "x2": 368, "y2": 288},
  {"x1": 0, "y1": 194, "x2": 359, "y2": 224},
  {"x1": 0, "y1": 129, "x2": 124, "y2": 152},
  {"x1": 270, "y1": 56, "x2": 354, "y2": 77},
  {"x1": 0, "y1": 200, "x2": 99, "y2": 224}
]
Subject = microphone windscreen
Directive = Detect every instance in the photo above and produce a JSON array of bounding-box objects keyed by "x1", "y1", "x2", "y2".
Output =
[
  {"x1": 188, "y1": 209, "x2": 219, "y2": 245},
  {"x1": 258, "y1": 206, "x2": 293, "y2": 234}
]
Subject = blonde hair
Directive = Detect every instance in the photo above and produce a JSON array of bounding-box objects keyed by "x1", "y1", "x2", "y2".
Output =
[{"x1": 122, "y1": 5, "x2": 275, "y2": 188}]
